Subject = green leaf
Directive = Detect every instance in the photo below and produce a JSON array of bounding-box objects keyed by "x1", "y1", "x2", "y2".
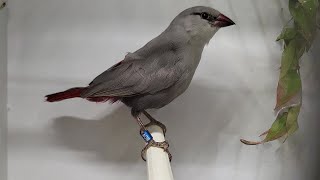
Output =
[
  {"x1": 264, "y1": 112, "x2": 288, "y2": 142},
  {"x1": 240, "y1": 105, "x2": 302, "y2": 145},
  {"x1": 276, "y1": 28, "x2": 297, "y2": 42},
  {"x1": 264, "y1": 105, "x2": 301, "y2": 142},
  {"x1": 289, "y1": 0, "x2": 317, "y2": 47},
  {"x1": 279, "y1": 39, "x2": 302, "y2": 78},
  {"x1": 295, "y1": 37, "x2": 307, "y2": 58},
  {"x1": 300, "y1": 0, "x2": 319, "y2": 17},
  {"x1": 276, "y1": 70, "x2": 302, "y2": 111},
  {"x1": 286, "y1": 105, "x2": 301, "y2": 135}
]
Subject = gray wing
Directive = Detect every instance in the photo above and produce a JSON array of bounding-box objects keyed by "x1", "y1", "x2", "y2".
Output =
[{"x1": 81, "y1": 52, "x2": 185, "y2": 98}]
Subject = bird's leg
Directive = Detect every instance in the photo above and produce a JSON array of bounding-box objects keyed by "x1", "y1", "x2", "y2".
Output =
[
  {"x1": 132, "y1": 112, "x2": 172, "y2": 161},
  {"x1": 142, "y1": 110, "x2": 167, "y2": 135}
]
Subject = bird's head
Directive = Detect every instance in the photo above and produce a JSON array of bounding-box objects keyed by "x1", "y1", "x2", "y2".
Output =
[{"x1": 170, "y1": 6, "x2": 235, "y2": 44}]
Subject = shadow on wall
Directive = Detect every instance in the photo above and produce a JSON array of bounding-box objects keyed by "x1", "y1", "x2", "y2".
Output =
[{"x1": 52, "y1": 82, "x2": 237, "y2": 164}]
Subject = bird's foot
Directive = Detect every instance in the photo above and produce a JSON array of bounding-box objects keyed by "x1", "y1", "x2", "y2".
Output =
[
  {"x1": 145, "y1": 119, "x2": 167, "y2": 135},
  {"x1": 136, "y1": 114, "x2": 171, "y2": 161},
  {"x1": 142, "y1": 111, "x2": 167, "y2": 135},
  {"x1": 140, "y1": 138, "x2": 172, "y2": 162}
]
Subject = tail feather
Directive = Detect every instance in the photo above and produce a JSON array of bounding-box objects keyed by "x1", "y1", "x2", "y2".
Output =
[
  {"x1": 45, "y1": 87, "x2": 86, "y2": 102},
  {"x1": 86, "y1": 96, "x2": 119, "y2": 103},
  {"x1": 45, "y1": 87, "x2": 120, "y2": 103}
]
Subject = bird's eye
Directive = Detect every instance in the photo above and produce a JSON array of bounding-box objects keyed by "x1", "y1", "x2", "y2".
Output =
[{"x1": 201, "y1": 12, "x2": 209, "y2": 20}]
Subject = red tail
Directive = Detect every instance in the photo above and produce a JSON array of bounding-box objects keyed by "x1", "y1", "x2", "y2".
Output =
[
  {"x1": 45, "y1": 87, "x2": 86, "y2": 102},
  {"x1": 45, "y1": 87, "x2": 120, "y2": 103}
]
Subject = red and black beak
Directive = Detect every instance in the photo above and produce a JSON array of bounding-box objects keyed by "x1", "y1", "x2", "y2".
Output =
[{"x1": 214, "y1": 14, "x2": 235, "y2": 27}]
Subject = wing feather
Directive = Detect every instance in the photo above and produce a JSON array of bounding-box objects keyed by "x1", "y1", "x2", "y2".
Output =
[{"x1": 81, "y1": 52, "x2": 185, "y2": 98}]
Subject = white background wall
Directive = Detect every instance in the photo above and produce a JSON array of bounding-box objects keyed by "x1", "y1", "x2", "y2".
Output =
[
  {"x1": 0, "y1": 6, "x2": 7, "y2": 180},
  {"x1": 7, "y1": 0, "x2": 320, "y2": 180}
]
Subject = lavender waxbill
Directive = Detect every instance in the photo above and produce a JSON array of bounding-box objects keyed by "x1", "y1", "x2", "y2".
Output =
[{"x1": 45, "y1": 6, "x2": 235, "y2": 161}]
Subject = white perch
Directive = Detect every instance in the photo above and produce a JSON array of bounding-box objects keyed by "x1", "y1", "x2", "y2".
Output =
[{"x1": 146, "y1": 125, "x2": 174, "y2": 180}]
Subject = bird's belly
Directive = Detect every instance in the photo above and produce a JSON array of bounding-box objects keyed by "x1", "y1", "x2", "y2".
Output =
[{"x1": 122, "y1": 78, "x2": 191, "y2": 111}]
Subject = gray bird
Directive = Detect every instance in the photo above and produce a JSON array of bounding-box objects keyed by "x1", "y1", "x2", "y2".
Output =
[{"x1": 45, "y1": 6, "x2": 235, "y2": 161}]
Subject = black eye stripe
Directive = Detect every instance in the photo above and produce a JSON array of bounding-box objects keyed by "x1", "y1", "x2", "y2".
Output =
[{"x1": 192, "y1": 12, "x2": 216, "y2": 21}]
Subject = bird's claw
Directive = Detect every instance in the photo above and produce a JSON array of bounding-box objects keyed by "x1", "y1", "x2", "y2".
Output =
[
  {"x1": 142, "y1": 111, "x2": 167, "y2": 135},
  {"x1": 141, "y1": 139, "x2": 172, "y2": 162},
  {"x1": 144, "y1": 120, "x2": 167, "y2": 135}
]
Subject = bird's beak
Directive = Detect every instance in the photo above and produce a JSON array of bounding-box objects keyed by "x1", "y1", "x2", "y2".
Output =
[{"x1": 214, "y1": 14, "x2": 235, "y2": 27}]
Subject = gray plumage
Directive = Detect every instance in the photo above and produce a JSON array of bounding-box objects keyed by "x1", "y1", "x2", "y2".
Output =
[{"x1": 46, "y1": 6, "x2": 235, "y2": 117}]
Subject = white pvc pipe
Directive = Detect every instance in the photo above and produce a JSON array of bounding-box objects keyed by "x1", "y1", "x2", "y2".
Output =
[{"x1": 146, "y1": 125, "x2": 174, "y2": 180}]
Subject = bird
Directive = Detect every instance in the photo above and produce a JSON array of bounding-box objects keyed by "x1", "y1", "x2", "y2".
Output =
[{"x1": 45, "y1": 6, "x2": 235, "y2": 161}]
